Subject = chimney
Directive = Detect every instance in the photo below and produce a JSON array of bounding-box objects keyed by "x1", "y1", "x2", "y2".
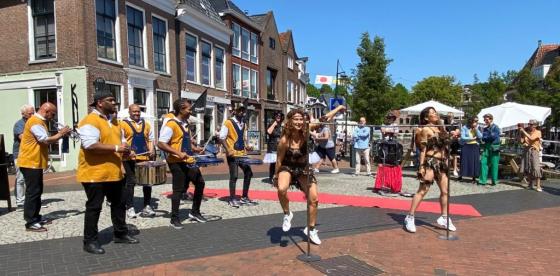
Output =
[{"x1": 538, "y1": 40, "x2": 542, "y2": 47}]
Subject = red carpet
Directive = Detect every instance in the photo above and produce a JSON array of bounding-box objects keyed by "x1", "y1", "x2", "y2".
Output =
[{"x1": 162, "y1": 188, "x2": 481, "y2": 217}]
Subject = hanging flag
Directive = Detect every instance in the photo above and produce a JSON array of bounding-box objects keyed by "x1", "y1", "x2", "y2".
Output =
[
  {"x1": 192, "y1": 89, "x2": 207, "y2": 114},
  {"x1": 314, "y1": 75, "x2": 334, "y2": 85}
]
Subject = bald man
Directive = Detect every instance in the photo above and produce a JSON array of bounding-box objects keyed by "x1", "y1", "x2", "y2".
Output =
[
  {"x1": 18, "y1": 102, "x2": 71, "y2": 232},
  {"x1": 120, "y1": 104, "x2": 155, "y2": 218}
]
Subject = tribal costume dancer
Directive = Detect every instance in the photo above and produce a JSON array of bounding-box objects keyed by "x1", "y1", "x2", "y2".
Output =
[
  {"x1": 274, "y1": 105, "x2": 346, "y2": 245},
  {"x1": 404, "y1": 107, "x2": 457, "y2": 233}
]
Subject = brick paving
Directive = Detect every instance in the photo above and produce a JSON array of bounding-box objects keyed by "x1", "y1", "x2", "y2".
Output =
[{"x1": 98, "y1": 206, "x2": 560, "y2": 276}]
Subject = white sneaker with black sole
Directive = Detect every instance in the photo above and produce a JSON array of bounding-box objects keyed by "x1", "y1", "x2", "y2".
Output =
[
  {"x1": 282, "y1": 211, "x2": 293, "y2": 232},
  {"x1": 141, "y1": 205, "x2": 156, "y2": 217}
]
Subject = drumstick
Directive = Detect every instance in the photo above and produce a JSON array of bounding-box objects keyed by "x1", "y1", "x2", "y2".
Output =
[{"x1": 134, "y1": 151, "x2": 150, "y2": 156}]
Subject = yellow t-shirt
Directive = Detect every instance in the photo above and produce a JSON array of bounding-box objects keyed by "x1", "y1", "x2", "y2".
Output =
[
  {"x1": 164, "y1": 119, "x2": 196, "y2": 164},
  {"x1": 17, "y1": 115, "x2": 49, "y2": 169},
  {"x1": 120, "y1": 119, "x2": 152, "y2": 161},
  {"x1": 223, "y1": 119, "x2": 246, "y2": 157},
  {"x1": 77, "y1": 112, "x2": 123, "y2": 183}
]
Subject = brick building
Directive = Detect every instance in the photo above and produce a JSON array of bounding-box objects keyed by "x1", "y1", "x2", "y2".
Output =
[{"x1": 177, "y1": 0, "x2": 232, "y2": 144}]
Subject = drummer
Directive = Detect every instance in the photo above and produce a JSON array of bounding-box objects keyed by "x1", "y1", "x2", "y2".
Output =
[
  {"x1": 158, "y1": 99, "x2": 208, "y2": 229},
  {"x1": 120, "y1": 104, "x2": 156, "y2": 219},
  {"x1": 219, "y1": 103, "x2": 255, "y2": 208}
]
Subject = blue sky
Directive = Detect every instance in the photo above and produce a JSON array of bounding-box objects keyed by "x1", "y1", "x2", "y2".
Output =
[{"x1": 234, "y1": 0, "x2": 559, "y2": 88}]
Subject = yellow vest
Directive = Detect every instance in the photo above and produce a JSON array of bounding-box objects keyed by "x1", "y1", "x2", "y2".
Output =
[
  {"x1": 224, "y1": 119, "x2": 246, "y2": 157},
  {"x1": 120, "y1": 119, "x2": 152, "y2": 161},
  {"x1": 164, "y1": 119, "x2": 196, "y2": 164},
  {"x1": 77, "y1": 112, "x2": 123, "y2": 183},
  {"x1": 17, "y1": 115, "x2": 49, "y2": 169}
]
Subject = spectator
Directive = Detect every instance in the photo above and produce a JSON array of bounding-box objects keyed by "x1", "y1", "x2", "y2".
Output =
[
  {"x1": 479, "y1": 113, "x2": 501, "y2": 186},
  {"x1": 460, "y1": 116, "x2": 482, "y2": 184},
  {"x1": 352, "y1": 117, "x2": 371, "y2": 176},
  {"x1": 519, "y1": 119, "x2": 543, "y2": 191},
  {"x1": 313, "y1": 120, "x2": 339, "y2": 174},
  {"x1": 445, "y1": 113, "x2": 461, "y2": 177},
  {"x1": 12, "y1": 104, "x2": 35, "y2": 207}
]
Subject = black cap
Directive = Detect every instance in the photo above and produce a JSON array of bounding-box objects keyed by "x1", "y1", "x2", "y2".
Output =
[{"x1": 89, "y1": 90, "x2": 114, "y2": 107}]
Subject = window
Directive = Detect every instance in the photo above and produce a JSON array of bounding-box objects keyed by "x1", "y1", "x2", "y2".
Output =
[
  {"x1": 269, "y1": 37, "x2": 275, "y2": 49},
  {"x1": 186, "y1": 34, "x2": 197, "y2": 82},
  {"x1": 250, "y1": 32, "x2": 258, "y2": 64},
  {"x1": 242, "y1": 67, "x2": 250, "y2": 97},
  {"x1": 266, "y1": 68, "x2": 276, "y2": 100},
  {"x1": 156, "y1": 91, "x2": 171, "y2": 119},
  {"x1": 200, "y1": 41, "x2": 211, "y2": 86},
  {"x1": 286, "y1": 80, "x2": 294, "y2": 102},
  {"x1": 127, "y1": 6, "x2": 144, "y2": 67},
  {"x1": 241, "y1": 28, "x2": 250, "y2": 60},
  {"x1": 232, "y1": 23, "x2": 240, "y2": 57},
  {"x1": 31, "y1": 0, "x2": 56, "y2": 60},
  {"x1": 133, "y1": 88, "x2": 146, "y2": 111},
  {"x1": 250, "y1": 70, "x2": 258, "y2": 99},
  {"x1": 287, "y1": 56, "x2": 294, "y2": 70},
  {"x1": 214, "y1": 47, "x2": 225, "y2": 89},
  {"x1": 152, "y1": 16, "x2": 167, "y2": 73},
  {"x1": 34, "y1": 89, "x2": 59, "y2": 155},
  {"x1": 232, "y1": 64, "x2": 241, "y2": 96},
  {"x1": 106, "y1": 84, "x2": 121, "y2": 111},
  {"x1": 96, "y1": 0, "x2": 116, "y2": 60}
]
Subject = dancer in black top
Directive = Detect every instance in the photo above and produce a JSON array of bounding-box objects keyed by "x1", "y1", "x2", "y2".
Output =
[{"x1": 274, "y1": 105, "x2": 345, "y2": 245}]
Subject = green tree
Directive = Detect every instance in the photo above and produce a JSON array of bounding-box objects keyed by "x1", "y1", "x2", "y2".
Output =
[
  {"x1": 319, "y1": 84, "x2": 333, "y2": 94},
  {"x1": 391, "y1": 83, "x2": 410, "y2": 109},
  {"x1": 512, "y1": 68, "x2": 550, "y2": 106},
  {"x1": 470, "y1": 71, "x2": 508, "y2": 117},
  {"x1": 544, "y1": 58, "x2": 560, "y2": 125},
  {"x1": 306, "y1": 83, "x2": 320, "y2": 98},
  {"x1": 411, "y1": 76, "x2": 462, "y2": 106},
  {"x1": 352, "y1": 32, "x2": 393, "y2": 124}
]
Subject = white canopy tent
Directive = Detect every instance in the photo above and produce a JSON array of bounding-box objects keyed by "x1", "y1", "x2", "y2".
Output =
[
  {"x1": 400, "y1": 100, "x2": 464, "y2": 117},
  {"x1": 477, "y1": 102, "x2": 551, "y2": 131}
]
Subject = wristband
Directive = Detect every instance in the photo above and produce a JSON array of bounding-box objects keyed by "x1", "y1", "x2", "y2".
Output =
[{"x1": 115, "y1": 145, "x2": 119, "y2": 152}]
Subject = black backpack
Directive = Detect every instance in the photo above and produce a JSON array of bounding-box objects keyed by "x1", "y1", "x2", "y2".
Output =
[{"x1": 375, "y1": 140, "x2": 403, "y2": 165}]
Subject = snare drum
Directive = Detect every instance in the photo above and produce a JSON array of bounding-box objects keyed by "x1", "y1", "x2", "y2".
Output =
[
  {"x1": 196, "y1": 156, "x2": 224, "y2": 167},
  {"x1": 235, "y1": 156, "x2": 264, "y2": 166},
  {"x1": 135, "y1": 161, "x2": 167, "y2": 186}
]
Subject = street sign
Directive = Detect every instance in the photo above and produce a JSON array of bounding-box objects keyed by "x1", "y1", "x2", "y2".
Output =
[{"x1": 329, "y1": 97, "x2": 344, "y2": 110}]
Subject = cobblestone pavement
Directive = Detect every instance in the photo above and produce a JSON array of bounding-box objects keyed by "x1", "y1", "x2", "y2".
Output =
[
  {"x1": 0, "y1": 172, "x2": 521, "y2": 245},
  {"x1": 101, "y1": 206, "x2": 560, "y2": 276}
]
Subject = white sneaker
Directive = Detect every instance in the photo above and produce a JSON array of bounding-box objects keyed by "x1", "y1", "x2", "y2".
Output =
[
  {"x1": 141, "y1": 205, "x2": 156, "y2": 217},
  {"x1": 313, "y1": 168, "x2": 320, "y2": 173},
  {"x1": 404, "y1": 214, "x2": 416, "y2": 233},
  {"x1": 126, "y1": 207, "x2": 137, "y2": 219},
  {"x1": 436, "y1": 216, "x2": 457, "y2": 231},
  {"x1": 282, "y1": 211, "x2": 293, "y2": 232},
  {"x1": 330, "y1": 168, "x2": 340, "y2": 174},
  {"x1": 303, "y1": 227, "x2": 322, "y2": 245},
  {"x1": 453, "y1": 170, "x2": 459, "y2": 177}
]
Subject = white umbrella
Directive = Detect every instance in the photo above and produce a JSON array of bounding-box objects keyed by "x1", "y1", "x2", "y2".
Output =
[
  {"x1": 400, "y1": 100, "x2": 464, "y2": 116},
  {"x1": 477, "y1": 102, "x2": 551, "y2": 131}
]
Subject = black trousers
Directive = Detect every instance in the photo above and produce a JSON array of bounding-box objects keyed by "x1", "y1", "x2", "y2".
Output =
[
  {"x1": 226, "y1": 156, "x2": 253, "y2": 198},
  {"x1": 122, "y1": 160, "x2": 152, "y2": 209},
  {"x1": 269, "y1": 163, "x2": 276, "y2": 180},
  {"x1": 168, "y1": 162, "x2": 205, "y2": 220},
  {"x1": 82, "y1": 181, "x2": 128, "y2": 243},
  {"x1": 21, "y1": 168, "x2": 43, "y2": 227}
]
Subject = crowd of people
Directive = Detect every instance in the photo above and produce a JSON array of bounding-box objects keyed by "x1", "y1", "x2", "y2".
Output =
[{"x1": 10, "y1": 87, "x2": 546, "y2": 254}]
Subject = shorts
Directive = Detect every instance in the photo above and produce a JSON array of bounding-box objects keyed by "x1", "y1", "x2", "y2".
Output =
[{"x1": 315, "y1": 146, "x2": 336, "y2": 161}]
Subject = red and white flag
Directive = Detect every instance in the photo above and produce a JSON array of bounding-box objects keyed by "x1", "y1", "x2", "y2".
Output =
[{"x1": 314, "y1": 75, "x2": 333, "y2": 85}]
